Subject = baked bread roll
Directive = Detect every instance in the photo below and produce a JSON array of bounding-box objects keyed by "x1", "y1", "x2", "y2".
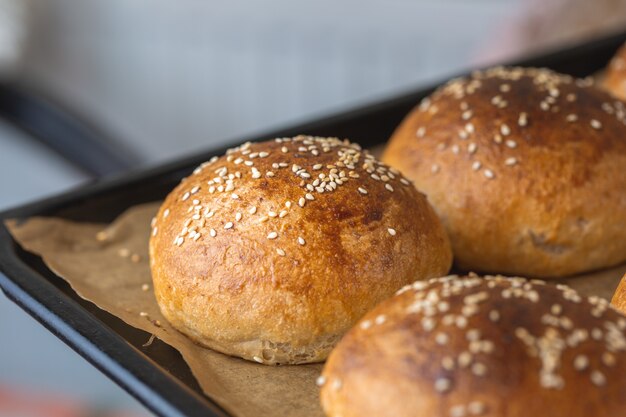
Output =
[
  {"x1": 320, "y1": 274, "x2": 626, "y2": 417},
  {"x1": 383, "y1": 67, "x2": 626, "y2": 278},
  {"x1": 603, "y1": 42, "x2": 626, "y2": 100},
  {"x1": 149, "y1": 136, "x2": 452, "y2": 365},
  {"x1": 611, "y1": 273, "x2": 626, "y2": 315}
]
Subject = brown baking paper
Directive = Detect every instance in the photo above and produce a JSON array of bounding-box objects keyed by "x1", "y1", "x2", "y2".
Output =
[
  {"x1": 5, "y1": 203, "x2": 626, "y2": 417},
  {"x1": 6, "y1": 202, "x2": 324, "y2": 417}
]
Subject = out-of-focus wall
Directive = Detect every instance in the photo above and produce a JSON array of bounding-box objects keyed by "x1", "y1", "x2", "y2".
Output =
[{"x1": 19, "y1": 0, "x2": 518, "y2": 165}]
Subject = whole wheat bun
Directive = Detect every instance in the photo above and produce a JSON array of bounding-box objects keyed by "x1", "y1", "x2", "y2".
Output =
[
  {"x1": 611, "y1": 273, "x2": 626, "y2": 314},
  {"x1": 382, "y1": 67, "x2": 626, "y2": 278},
  {"x1": 149, "y1": 136, "x2": 452, "y2": 365},
  {"x1": 320, "y1": 274, "x2": 626, "y2": 417},
  {"x1": 603, "y1": 43, "x2": 626, "y2": 100}
]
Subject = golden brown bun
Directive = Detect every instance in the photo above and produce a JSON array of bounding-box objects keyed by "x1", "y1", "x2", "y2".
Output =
[
  {"x1": 382, "y1": 67, "x2": 626, "y2": 278},
  {"x1": 603, "y1": 43, "x2": 626, "y2": 100},
  {"x1": 611, "y1": 274, "x2": 626, "y2": 315},
  {"x1": 320, "y1": 275, "x2": 626, "y2": 417},
  {"x1": 149, "y1": 136, "x2": 452, "y2": 365}
]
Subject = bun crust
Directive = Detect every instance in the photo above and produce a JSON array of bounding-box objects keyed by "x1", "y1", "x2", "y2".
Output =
[
  {"x1": 382, "y1": 67, "x2": 626, "y2": 278},
  {"x1": 611, "y1": 273, "x2": 626, "y2": 314},
  {"x1": 149, "y1": 136, "x2": 452, "y2": 364},
  {"x1": 320, "y1": 275, "x2": 626, "y2": 417},
  {"x1": 603, "y1": 43, "x2": 626, "y2": 100}
]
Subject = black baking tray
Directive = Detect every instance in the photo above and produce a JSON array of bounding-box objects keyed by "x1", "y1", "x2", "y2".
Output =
[{"x1": 1, "y1": 31, "x2": 626, "y2": 417}]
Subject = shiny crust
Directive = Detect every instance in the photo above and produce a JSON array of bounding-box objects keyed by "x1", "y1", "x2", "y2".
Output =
[
  {"x1": 320, "y1": 275, "x2": 626, "y2": 417},
  {"x1": 611, "y1": 274, "x2": 626, "y2": 314},
  {"x1": 149, "y1": 136, "x2": 452, "y2": 364},
  {"x1": 603, "y1": 43, "x2": 626, "y2": 100},
  {"x1": 382, "y1": 67, "x2": 626, "y2": 278}
]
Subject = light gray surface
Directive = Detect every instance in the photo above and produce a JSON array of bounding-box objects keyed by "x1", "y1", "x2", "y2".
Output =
[{"x1": 20, "y1": 0, "x2": 519, "y2": 166}]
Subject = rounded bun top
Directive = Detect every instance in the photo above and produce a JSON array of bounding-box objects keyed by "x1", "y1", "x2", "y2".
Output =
[
  {"x1": 320, "y1": 274, "x2": 626, "y2": 417},
  {"x1": 388, "y1": 66, "x2": 626, "y2": 184},
  {"x1": 603, "y1": 43, "x2": 626, "y2": 100},
  {"x1": 382, "y1": 67, "x2": 626, "y2": 277},
  {"x1": 149, "y1": 135, "x2": 452, "y2": 364}
]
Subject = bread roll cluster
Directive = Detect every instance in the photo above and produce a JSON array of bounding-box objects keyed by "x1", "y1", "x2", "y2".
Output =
[{"x1": 150, "y1": 50, "x2": 626, "y2": 416}]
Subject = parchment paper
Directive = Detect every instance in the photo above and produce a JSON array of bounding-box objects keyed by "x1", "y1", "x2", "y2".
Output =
[
  {"x1": 5, "y1": 202, "x2": 626, "y2": 417},
  {"x1": 6, "y1": 203, "x2": 324, "y2": 417}
]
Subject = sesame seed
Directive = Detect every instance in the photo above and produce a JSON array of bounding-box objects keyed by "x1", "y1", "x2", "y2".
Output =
[
  {"x1": 192, "y1": 233, "x2": 201, "y2": 241},
  {"x1": 252, "y1": 170, "x2": 261, "y2": 179},
  {"x1": 566, "y1": 114, "x2": 578, "y2": 122},
  {"x1": 163, "y1": 209, "x2": 170, "y2": 218},
  {"x1": 281, "y1": 146, "x2": 289, "y2": 153},
  {"x1": 472, "y1": 362, "x2": 487, "y2": 376},
  {"x1": 224, "y1": 222, "x2": 233, "y2": 229},
  {"x1": 266, "y1": 171, "x2": 275, "y2": 177},
  {"x1": 467, "y1": 402, "x2": 486, "y2": 415},
  {"x1": 358, "y1": 187, "x2": 368, "y2": 195},
  {"x1": 305, "y1": 193, "x2": 315, "y2": 200},
  {"x1": 462, "y1": 110, "x2": 473, "y2": 120},
  {"x1": 574, "y1": 355, "x2": 588, "y2": 371},
  {"x1": 500, "y1": 83, "x2": 511, "y2": 92},
  {"x1": 416, "y1": 127, "x2": 426, "y2": 137},
  {"x1": 602, "y1": 352, "x2": 616, "y2": 367},
  {"x1": 235, "y1": 212, "x2": 242, "y2": 221},
  {"x1": 450, "y1": 405, "x2": 466, "y2": 417},
  {"x1": 298, "y1": 197, "x2": 306, "y2": 207},
  {"x1": 139, "y1": 312, "x2": 148, "y2": 317},
  {"x1": 504, "y1": 157, "x2": 517, "y2": 166},
  {"x1": 434, "y1": 377, "x2": 452, "y2": 393},
  {"x1": 253, "y1": 356, "x2": 263, "y2": 363},
  {"x1": 483, "y1": 169, "x2": 495, "y2": 179},
  {"x1": 360, "y1": 320, "x2": 372, "y2": 330},
  {"x1": 209, "y1": 228, "x2": 216, "y2": 237},
  {"x1": 500, "y1": 124, "x2": 511, "y2": 136},
  {"x1": 231, "y1": 193, "x2": 239, "y2": 199},
  {"x1": 267, "y1": 232, "x2": 278, "y2": 240},
  {"x1": 316, "y1": 376, "x2": 326, "y2": 387},
  {"x1": 276, "y1": 248, "x2": 286, "y2": 256},
  {"x1": 472, "y1": 161, "x2": 482, "y2": 171},
  {"x1": 249, "y1": 206, "x2": 257, "y2": 214},
  {"x1": 141, "y1": 284, "x2": 150, "y2": 291},
  {"x1": 436, "y1": 332, "x2": 449, "y2": 345},
  {"x1": 505, "y1": 139, "x2": 517, "y2": 148},
  {"x1": 468, "y1": 143, "x2": 477, "y2": 154},
  {"x1": 331, "y1": 378, "x2": 342, "y2": 391},
  {"x1": 442, "y1": 356, "x2": 455, "y2": 370},
  {"x1": 493, "y1": 134, "x2": 503, "y2": 144},
  {"x1": 591, "y1": 370, "x2": 606, "y2": 386},
  {"x1": 431, "y1": 164, "x2": 440, "y2": 174},
  {"x1": 298, "y1": 237, "x2": 305, "y2": 246},
  {"x1": 375, "y1": 314, "x2": 386, "y2": 325},
  {"x1": 259, "y1": 151, "x2": 269, "y2": 158},
  {"x1": 388, "y1": 228, "x2": 397, "y2": 236},
  {"x1": 385, "y1": 183, "x2": 394, "y2": 192},
  {"x1": 590, "y1": 119, "x2": 602, "y2": 129},
  {"x1": 182, "y1": 192, "x2": 190, "y2": 201},
  {"x1": 451, "y1": 145, "x2": 460, "y2": 154},
  {"x1": 518, "y1": 112, "x2": 528, "y2": 127}
]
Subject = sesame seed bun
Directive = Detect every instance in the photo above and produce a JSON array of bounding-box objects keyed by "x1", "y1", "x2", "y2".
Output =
[
  {"x1": 603, "y1": 43, "x2": 626, "y2": 100},
  {"x1": 320, "y1": 275, "x2": 626, "y2": 417},
  {"x1": 382, "y1": 67, "x2": 626, "y2": 278},
  {"x1": 149, "y1": 136, "x2": 452, "y2": 365},
  {"x1": 610, "y1": 273, "x2": 626, "y2": 314}
]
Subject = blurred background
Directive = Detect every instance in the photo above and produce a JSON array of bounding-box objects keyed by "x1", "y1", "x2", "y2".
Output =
[{"x1": 1, "y1": 0, "x2": 625, "y2": 415}]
